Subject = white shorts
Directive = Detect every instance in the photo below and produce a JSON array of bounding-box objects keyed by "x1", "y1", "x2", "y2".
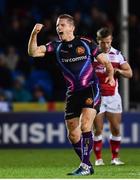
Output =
[{"x1": 99, "y1": 93, "x2": 122, "y2": 113}]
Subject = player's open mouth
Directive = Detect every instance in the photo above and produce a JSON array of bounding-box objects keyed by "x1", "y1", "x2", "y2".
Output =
[{"x1": 59, "y1": 32, "x2": 64, "y2": 35}]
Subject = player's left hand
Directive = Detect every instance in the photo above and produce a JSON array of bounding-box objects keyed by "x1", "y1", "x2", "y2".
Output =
[{"x1": 105, "y1": 76, "x2": 115, "y2": 86}]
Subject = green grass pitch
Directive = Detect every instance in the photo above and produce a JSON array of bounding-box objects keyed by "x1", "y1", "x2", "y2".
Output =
[{"x1": 0, "y1": 148, "x2": 139, "y2": 179}]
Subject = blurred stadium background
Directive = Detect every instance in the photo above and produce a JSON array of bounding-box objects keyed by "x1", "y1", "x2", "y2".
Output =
[{"x1": 0, "y1": 0, "x2": 139, "y2": 178}]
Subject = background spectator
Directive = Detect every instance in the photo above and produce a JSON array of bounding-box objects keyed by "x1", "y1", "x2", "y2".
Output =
[{"x1": 0, "y1": 89, "x2": 12, "y2": 112}]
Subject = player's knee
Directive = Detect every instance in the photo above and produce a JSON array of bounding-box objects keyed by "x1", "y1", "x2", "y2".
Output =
[
  {"x1": 94, "y1": 128, "x2": 103, "y2": 136},
  {"x1": 66, "y1": 120, "x2": 78, "y2": 130},
  {"x1": 68, "y1": 130, "x2": 81, "y2": 143},
  {"x1": 112, "y1": 127, "x2": 120, "y2": 136},
  {"x1": 81, "y1": 122, "x2": 91, "y2": 132}
]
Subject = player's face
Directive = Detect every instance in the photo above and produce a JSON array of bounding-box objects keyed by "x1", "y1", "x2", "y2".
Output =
[
  {"x1": 56, "y1": 18, "x2": 75, "y2": 41},
  {"x1": 98, "y1": 35, "x2": 112, "y2": 53}
]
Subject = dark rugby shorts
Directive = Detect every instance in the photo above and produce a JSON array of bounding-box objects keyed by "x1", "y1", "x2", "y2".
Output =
[{"x1": 65, "y1": 84, "x2": 101, "y2": 120}]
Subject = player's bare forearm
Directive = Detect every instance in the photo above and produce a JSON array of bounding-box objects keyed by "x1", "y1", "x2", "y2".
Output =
[
  {"x1": 96, "y1": 53, "x2": 113, "y2": 76},
  {"x1": 28, "y1": 23, "x2": 46, "y2": 57},
  {"x1": 28, "y1": 32, "x2": 38, "y2": 57},
  {"x1": 104, "y1": 61, "x2": 115, "y2": 86},
  {"x1": 96, "y1": 53, "x2": 115, "y2": 86},
  {"x1": 105, "y1": 60, "x2": 114, "y2": 77}
]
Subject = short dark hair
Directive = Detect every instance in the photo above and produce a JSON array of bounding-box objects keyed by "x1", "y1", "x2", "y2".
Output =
[
  {"x1": 96, "y1": 27, "x2": 112, "y2": 41},
  {"x1": 57, "y1": 14, "x2": 75, "y2": 26}
]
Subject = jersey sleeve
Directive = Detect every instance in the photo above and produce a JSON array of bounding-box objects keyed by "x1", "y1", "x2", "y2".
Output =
[
  {"x1": 45, "y1": 41, "x2": 56, "y2": 54},
  {"x1": 119, "y1": 52, "x2": 127, "y2": 65},
  {"x1": 90, "y1": 41, "x2": 102, "y2": 59},
  {"x1": 80, "y1": 37, "x2": 102, "y2": 59}
]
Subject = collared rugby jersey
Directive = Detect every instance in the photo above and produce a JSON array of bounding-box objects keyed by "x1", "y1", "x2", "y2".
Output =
[
  {"x1": 93, "y1": 46, "x2": 127, "y2": 96},
  {"x1": 45, "y1": 37, "x2": 102, "y2": 94}
]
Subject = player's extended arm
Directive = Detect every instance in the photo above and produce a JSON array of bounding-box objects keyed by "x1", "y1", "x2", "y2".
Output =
[
  {"x1": 114, "y1": 63, "x2": 133, "y2": 78},
  {"x1": 96, "y1": 53, "x2": 115, "y2": 86},
  {"x1": 28, "y1": 23, "x2": 46, "y2": 57}
]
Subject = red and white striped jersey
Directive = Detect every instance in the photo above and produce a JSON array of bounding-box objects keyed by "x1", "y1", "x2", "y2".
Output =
[{"x1": 93, "y1": 47, "x2": 127, "y2": 96}]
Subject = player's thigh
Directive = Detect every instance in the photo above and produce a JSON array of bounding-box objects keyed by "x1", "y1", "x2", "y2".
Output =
[{"x1": 106, "y1": 112, "x2": 121, "y2": 131}]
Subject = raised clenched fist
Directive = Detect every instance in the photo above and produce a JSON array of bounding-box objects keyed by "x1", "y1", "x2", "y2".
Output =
[{"x1": 32, "y1": 23, "x2": 44, "y2": 34}]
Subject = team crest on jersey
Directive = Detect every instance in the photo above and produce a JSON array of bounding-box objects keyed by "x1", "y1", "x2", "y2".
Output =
[
  {"x1": 76, "y1": 46, "x2": 85, "y2": 55},
  {"x1": 85, "y1": 98, "x2": 93, "y2": 105}
]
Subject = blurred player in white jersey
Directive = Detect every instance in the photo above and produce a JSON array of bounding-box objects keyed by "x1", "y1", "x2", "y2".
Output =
[{"x1": 93, "y1": 27, "x2": 133, "y2": 166}]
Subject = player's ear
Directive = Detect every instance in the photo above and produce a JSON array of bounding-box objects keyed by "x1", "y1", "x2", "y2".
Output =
[
  {"x1": 72, "y1": 25, "x2": 75, "y2": 32},
  {"x1": 96, "y1": 37, "x2": 99, "y2": 43}
]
